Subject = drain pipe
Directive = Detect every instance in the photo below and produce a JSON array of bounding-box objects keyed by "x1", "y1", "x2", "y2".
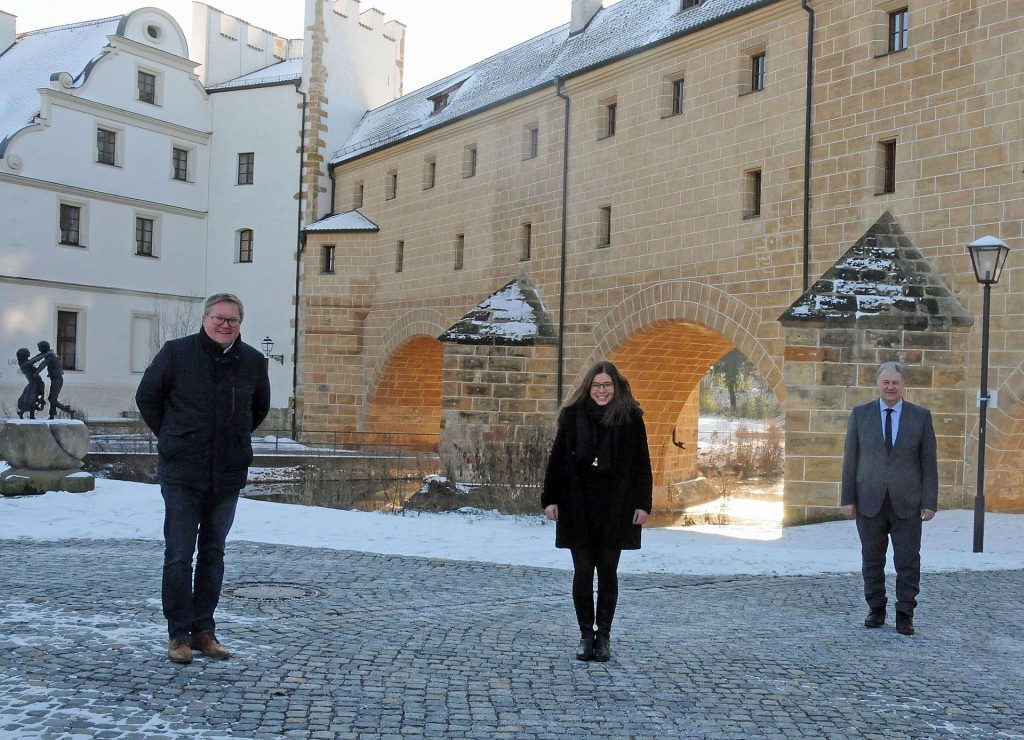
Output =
[
  {"x1": 291, "y1": 83, "x2": 308, "y2": 440},
  {"x1": 555, "y1": 76, "x2": 571, "y2": 406},
  {"x1": 801, "y1": 0, "x2": 816, "y2": 292}
]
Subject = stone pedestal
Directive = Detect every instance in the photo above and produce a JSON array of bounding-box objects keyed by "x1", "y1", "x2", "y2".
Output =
[{"x1": 0, "y1": 419, "x2": 94, "y2": 495}]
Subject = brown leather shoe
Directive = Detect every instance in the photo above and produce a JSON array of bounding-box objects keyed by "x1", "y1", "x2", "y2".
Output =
[
  {"x1": 191, "y1": 632, "x2": 231, "y2": 660},
  {"x1": 167, "y1": 637, "x2": 193, "y2": 664}
]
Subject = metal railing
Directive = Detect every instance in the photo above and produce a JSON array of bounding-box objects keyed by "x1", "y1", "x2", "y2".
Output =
[{"x1": 87, "y1": 429, "x2": 440, "y2": 456}]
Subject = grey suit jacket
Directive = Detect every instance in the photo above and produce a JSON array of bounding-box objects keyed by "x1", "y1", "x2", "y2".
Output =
[{"x1": 840, "y1": 399, "x2": 938, "y2": 519}]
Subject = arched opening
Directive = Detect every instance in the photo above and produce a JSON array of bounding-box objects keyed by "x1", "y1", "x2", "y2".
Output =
[{"x1": 365, "y1": 336, "x2": 442, "y2": 451}]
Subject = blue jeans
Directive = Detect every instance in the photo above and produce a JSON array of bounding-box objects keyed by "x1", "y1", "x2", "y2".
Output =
[{"x1": 161, "y1": 482, "x2": 239, "y2": 639}]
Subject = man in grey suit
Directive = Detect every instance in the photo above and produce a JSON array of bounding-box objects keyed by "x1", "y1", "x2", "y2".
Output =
[{"x1": 841, "y1": 361, "x2": 937, "y2": 636}]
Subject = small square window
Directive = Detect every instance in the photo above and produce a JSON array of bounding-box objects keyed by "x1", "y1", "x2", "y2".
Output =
[
  {"x1": 237, "y1": 152, "x2": 254, "y2": 185},
  {"x1": 172, "y1": 147, "x2": 189, "y2": 181},
  {"x1": 135, "y1": 217, "x2": 155, "y2": 257},
  {"x1": 137, "y1": 70, "x2": 157, "y2": 104},
  {"x1": 238, "y1": 229, "x2": 254, "y2": 263},
  {"x1": 598, "y1": 206, "x2": 612, "y2": 248},
  {"x1": 888, "y1": 8, "x2": 908, "y2": 53},
  {"x1": 97, "y1": 128, "x2": 117, "y2": 166},
  {"x1": 321, "y1": 244, "x2": 336, "y2": 274},
  {"x1": 59, "y1": 204, "x2": 82, "y2": 246}
]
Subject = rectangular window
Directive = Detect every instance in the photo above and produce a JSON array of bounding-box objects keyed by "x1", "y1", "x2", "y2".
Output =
[
  {"x1": 750, "y1": 53, "x2": 766, "y2": 92},
  {"x1": 888, "y1": 8, "x2": 909, "y2": 53},
  {"x1": 521, "y1": 223, "x2": 532, "y2": 261},
  {"x1": 525, "y1": 126, "x2": 539, "y2": 159},
  {"x1": 747, "y1": 169, "x2": 763, "y2": 217},
  {"x1": 137, "y1": 70, "x2": 157, "y2": 104},
  {"x1": 598, "y1": 206, "x2": 612, "y2": 248},
  {"x1": 130, "y1": 313, "x2": 157, "y2": 373},
  {"x1": 605, "y1": 102, "x2": 617, "y2": 137},
  {"x1": 671, "y1": 78, "x2": 685, "y2": 116},
  {"x1": 238, "y1": 229, "x2": 254, "y2": 263},
  {"x1": 881, "y1": 140, "x2": 897, "y2": 194},
  {"x1": 97, "y1": 128, "x2": 117, "y2": 165},
  {"x1": 237, "y1": 152, "x2": 254, "y2": 185},
  {"x1": 135, "y1": 217, "x2": 154, "y2": 257},
  {"x1": 386, "y1": 170, "x2": 397, "y2": 200},
  {"x1": 172, "y1": 147, "x2": 189, "y2": 181},
  {"x1": 395, "y1": 240, "x2": 404, "y2": 273},
  {"x1": 321, "y1": 244, "x2": 336, "y2": 274},
  {"x1": 59, "y1": 204, "x2": 81, "y2": 246},
  {"x1": 57, "y1": 310, "x2": 78, "y2": 371},
  {"x1": 424, "y1": 158, "x2": 436, "y2": 190},
  {"x1": 454, "y1": 233, "x2": 465, "y2": 271},
  {"x1": 681, "y1": 0, "x2": 701, "y2": 8},
  {"x1": 463, "y1": 145, "x2": 477, "y2": 178},
  {"x1": 353, "y1": 181, "x2": 364, "y2": 209}
]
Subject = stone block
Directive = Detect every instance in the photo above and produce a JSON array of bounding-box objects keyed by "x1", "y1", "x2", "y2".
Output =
[
  {"x1": 0, "y1": 420, "x2": 90, "y2": 470},
  {"x1": 0, "y1": 468, "x2": 94, "y2": 496}
]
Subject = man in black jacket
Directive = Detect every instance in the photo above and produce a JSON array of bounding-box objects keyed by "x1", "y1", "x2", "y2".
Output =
[{"x1": 136, "y1": 293, "x2": 270, "y2": 664}]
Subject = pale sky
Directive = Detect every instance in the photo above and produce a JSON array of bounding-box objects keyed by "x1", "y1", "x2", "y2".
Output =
[{"x1": 0, "y1": 0, "x2": 623, "y2": 93}]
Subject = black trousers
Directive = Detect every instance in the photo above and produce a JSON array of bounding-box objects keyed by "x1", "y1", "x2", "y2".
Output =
[
  {"x1": 855, "y1": 494, "x2": 922, "y2": 615},
  {"x1": 570, "y1": 546, "x2": 622, "y2": 636}
]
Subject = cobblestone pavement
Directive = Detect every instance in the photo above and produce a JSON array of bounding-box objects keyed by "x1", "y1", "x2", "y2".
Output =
[{"x1": 1, "y1": 538, "x2": 1022, "y2": 739}]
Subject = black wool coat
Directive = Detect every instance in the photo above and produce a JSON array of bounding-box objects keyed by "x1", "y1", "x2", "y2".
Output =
[
  {"x1": 135, "y1": 330, "x2": 271, "y2": 493},
  {"x1": 541, "y1": 402, "x2": 653, "y2": 551}
]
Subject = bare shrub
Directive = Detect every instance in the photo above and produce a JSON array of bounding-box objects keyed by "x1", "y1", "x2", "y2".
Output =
[{"x1": 699, "y1": 422, "x2": 784, "y2": 480}]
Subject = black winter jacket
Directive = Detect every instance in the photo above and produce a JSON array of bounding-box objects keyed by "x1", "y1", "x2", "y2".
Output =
[
  {"x1": 135, "y1": 330, "x2": 271, "y2": 492},
  {"x1": 541, "y1": 402, "x2": 653, "y2": 551}
]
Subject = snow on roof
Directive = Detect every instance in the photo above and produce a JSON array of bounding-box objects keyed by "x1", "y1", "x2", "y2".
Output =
[
  {"x1": 0, "y1": 16, "x2": 123, "y2": 155},
  {"x1": 206, "y1": 58, "x2": 303, "y2": 92},
  {"x1": 439, "y1": 279, "x2": 556, "y2": 345},
  {"x1": 779, "y1": 212, "x2": 972, "y2": 330},
  {"x1": 331, "y1": 0, "x2": 774, "y2": 165},
  {"x1": 303, "y1": 209, "x2": 380, "y2": 233}
]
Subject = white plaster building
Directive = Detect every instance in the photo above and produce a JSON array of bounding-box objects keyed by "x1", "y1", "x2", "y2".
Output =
[{"x1": 0, "y1": 1, "x2": 405, "y2": 426}]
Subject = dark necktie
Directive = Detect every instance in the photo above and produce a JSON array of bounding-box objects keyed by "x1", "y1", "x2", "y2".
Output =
[{"x1": 884, "y1": 408, "x2": 894, "y2": 453}]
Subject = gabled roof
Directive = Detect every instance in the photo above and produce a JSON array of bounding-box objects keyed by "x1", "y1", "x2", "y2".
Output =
[
  {"x1": 303, "y1": 209, "x2": 380, "y2": 233},
  {"x1": 0, "y1": 16, "x2": 123, "y2": 155},
  {"x1": 439, "y1": 278, "x2": 556, "y2": 345},
  {"x1": 779, "y1": 212, "x2": 972, "y2": 331},
  {"x1": 330, "y1": 0, "x2": 775, "y2": 166},
  {"x1": 206, "y1": 58, "x2": 302, "y2": 93}
]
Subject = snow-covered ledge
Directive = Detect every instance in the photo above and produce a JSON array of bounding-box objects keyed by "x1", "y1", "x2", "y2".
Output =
[{"x1": 0, "y1": 419, "x2": 94, "y2": 495}]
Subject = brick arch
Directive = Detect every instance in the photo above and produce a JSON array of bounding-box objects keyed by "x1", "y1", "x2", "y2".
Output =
[
  {"x1": 368, "y1": 308, "x2": 449, "y2": 397},
  {"x1": 364, "y1": 336, "x2": 443, "y2": 451},
  {"x1": 965, "y1": 359, "x2": 1024, "y2": 512},
  {"x1": 587, "y1": 281, "x2": 784, "y2": 401}
]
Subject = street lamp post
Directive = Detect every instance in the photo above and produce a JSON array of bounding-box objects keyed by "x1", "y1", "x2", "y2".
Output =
[
  {"x1": 261, "y1": 336, "x2": 285, "y2": 365},
  {"x1": 966, "y1": 236, "x2": 1010, "y2": 554}
]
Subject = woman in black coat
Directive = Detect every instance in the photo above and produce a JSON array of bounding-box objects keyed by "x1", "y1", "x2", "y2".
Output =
[{"x1": 542, "y1": 361, "x2": 653, "y2": 662}]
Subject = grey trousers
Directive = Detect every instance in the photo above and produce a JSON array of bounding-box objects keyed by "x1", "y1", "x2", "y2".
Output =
[{"x1": 856, "y1": 494, "x2": 922, "y2": 615}]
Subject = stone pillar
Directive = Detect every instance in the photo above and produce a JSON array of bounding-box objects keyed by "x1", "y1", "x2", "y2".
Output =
[{"x1": 0, "y1": 419, "x2": 94, "y2": 495}]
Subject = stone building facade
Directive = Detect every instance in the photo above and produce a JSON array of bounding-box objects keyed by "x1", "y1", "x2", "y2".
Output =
[{"x1": 299, "y1": 0, "x2": 1022, "y2": 521}]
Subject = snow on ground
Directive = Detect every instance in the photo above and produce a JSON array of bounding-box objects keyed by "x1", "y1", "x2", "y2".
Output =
[{"x1": 2, "y1": 479, "x2": 1021, "y2": 576}]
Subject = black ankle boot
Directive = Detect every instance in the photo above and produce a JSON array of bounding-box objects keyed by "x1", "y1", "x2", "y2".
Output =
[
  {"x1": 576, "y1": 633, "x2": 595, "y2": 661},
  {"x1": 593, "y1": 632, "x2": 611, "y2": 662}
]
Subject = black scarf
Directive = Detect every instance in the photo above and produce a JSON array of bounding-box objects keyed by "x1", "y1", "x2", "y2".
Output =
[{"x1": 576, "y1": 399, "x2": 615, "y2": 473}]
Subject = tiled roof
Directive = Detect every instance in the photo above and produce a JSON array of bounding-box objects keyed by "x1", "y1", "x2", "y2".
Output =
[
  {"x1": 331, "y1": 0, "x2": 774, "y2": 165},
  {"x1": 303, "y1": 209, "x2": 379, "y2": 233},
  {"x1": 0, "y1": 16, "x2": 123, "y2": 155},
  {"x1": 779, "y1": 212, "x2": 972, "y2": 330},
  {"x1": 206, "y1": 58, "x2": 302, "y2": 93}
]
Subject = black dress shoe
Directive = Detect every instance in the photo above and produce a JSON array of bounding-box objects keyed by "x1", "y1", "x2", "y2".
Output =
[
  {"x1": 896, "y1": 611, "x2": 915, "y2": 635},
  {"x1": 864, "y1": 608, "x2": 886, "y2": 628},
  {"x1": 575, "y1": 634, "x2": 595, "y2": 661},
  {"x1": 592, "y1": 633, "x2": 611, "y2": 662}
]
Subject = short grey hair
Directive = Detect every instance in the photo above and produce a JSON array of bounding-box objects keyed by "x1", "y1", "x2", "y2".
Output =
[
  {"x1": 877, "y1": 361, "x2": 905, "y2": 379},
  {"x1": 204, "y1": 293, "x2": 244, "y2": 322}
]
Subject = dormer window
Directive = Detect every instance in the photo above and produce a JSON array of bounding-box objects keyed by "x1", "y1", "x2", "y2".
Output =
[
  {"x1": 427, "y1": 80, "x2": 466, "y2": 115},
  {"x1": 681, "y1": 0, "x2": 702, "y2": 9}
]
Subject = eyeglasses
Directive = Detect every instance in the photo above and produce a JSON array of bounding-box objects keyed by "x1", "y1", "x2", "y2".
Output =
[
  {"x1": 590, "y1": 382, "x2": 614, "y2": 391},
  {"x1": 206, "y1": 314, "x2": 240, "y2": 327}
]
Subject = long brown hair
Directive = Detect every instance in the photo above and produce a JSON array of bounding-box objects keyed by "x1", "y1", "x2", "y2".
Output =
[{"x1": 564, "y1": 361, "x2": 642, "y2": 427}]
